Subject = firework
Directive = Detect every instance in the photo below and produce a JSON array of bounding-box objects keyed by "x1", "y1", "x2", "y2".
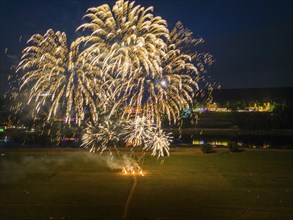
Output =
[
  {"x1": 76, "y1": 0, "x2": 169, "y2": 80},
  {"x1": 75, "y1": 0, "x2": 206, "y2": 125},
  {"x1": 16, "y1": 0, "x2": 216, "y2": 128},
  {"x1": 75, "y1": 0, "x2": 173, "y2": 123},
  {"x1": 123, "y1": 115, "x2": 155, "y2": 147},
  {"x1": 17, "y1": 29, "x2": 102, "y2": 125},
  {"x1": 144, "y1": 128, "x2": 172, "y2": 158},
  {"x1": 123, "y1": 116, "x2": 172, "y2": 158},
  {"x1": 13, "y1": 0, "x2": 218, "y2": 164},
  {"x1": 169, "y1": 21, "x2": 220, "y2": 102},
  {"x1": 81, "y1": 118, "x2": 120, "y2": 153},
  {"x1": 121, "y1": 154, "x2": 144, "y2": 176}
]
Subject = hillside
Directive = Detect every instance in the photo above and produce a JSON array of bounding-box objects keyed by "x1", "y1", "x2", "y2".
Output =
[{"x1": 212, "y1": 87, "x2": 293, "y2": 102}]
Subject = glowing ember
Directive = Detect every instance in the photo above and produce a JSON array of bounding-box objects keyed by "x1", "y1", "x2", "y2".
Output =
[{"x1": 122, "y1": 166, "x2": 144, "y2": 176}]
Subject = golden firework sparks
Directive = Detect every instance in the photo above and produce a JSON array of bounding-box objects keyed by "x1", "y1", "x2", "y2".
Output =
[
  {"x1": 17, "y1": 29, "x2": 102, "y2": 125},
  {"x1": 12, "y1": 0, "x2": 219, "y2": 164}
]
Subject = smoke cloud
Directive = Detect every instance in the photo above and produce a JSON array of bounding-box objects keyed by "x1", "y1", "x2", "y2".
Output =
[{"x1": 0, "y1": 151, "x2": 139, "y2": 183}]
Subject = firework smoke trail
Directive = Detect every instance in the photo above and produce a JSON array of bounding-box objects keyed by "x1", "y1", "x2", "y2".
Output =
[
  {"x1": 121, "y1": 154, "x2": 143, "y2": 175},
  {"x1": 97, "y1": 153, "x2": 143, "y2": 175}
]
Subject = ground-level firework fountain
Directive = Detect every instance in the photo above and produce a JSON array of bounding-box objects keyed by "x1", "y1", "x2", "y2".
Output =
[{"x1": 122, "y1": 165, "x2": 144, "y2": 176}]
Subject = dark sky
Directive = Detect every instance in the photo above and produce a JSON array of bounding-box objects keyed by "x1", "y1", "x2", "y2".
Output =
[{"x1": 0, "y1": 0, "x2": 292, "y2": 95}]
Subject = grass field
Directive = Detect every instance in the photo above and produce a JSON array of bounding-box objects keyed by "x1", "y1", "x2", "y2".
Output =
[{"x1": 0, "y1": 147, "x2": 292, "y2": 220}]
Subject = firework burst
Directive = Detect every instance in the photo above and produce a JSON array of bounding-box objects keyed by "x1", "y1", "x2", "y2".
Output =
[
  {"x1": 169, "y1": 21, "x2": 220, "y2": 102},
  {"x1": 123, "y1": 116, "x2": 172, "y2": 158},
  {"x1": 75, "y1": 0, "x2": 205, "y2": 125},
  {"x1": 144, "y1": 128, "x2": 172, "y2": 158},
  {"x1": 81, "y1": 118, "x2": 120, "y2": 153},
  {"x1": 17, "y1": 29, "x2": 101, "y2": 125},
  {"x1": 11, "y1": 0, "x2": 218, "y2": 165},
  {"x1": 75, "y1": 0, "x2": 173, "y2": 123},
  {"x1": 123, "y1": 115, "x2": 155, "y2": 147},
  {"x1": 76, "y1": 0, "x2": 169, "y2": 79}
]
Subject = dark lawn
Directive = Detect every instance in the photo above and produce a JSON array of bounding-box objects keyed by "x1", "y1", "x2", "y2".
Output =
[{"x1": 0, "y1": 148, "x2": 292, "y2": 220}]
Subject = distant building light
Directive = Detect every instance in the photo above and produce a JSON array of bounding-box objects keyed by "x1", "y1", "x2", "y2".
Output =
[
  {"x1": 63, "y1": 137, "x2": 77, "y2": 142},
  {"x1": 193, "y1": 140, "x2": 228, "y2": 146},
  {"x1": 192, "y1": 140, "x2": 205, "y2": 145},
  {"x1": 209, "y1": 141, "x2": 228, "y2": 146},
  {"x1": 193, "y1": 108, "x2": 207, "y2": 112}
]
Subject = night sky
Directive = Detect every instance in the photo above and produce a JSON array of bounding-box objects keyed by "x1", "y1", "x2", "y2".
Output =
[{"x1": 0, "y1": 0, "x2": 292, "y2": 96}]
